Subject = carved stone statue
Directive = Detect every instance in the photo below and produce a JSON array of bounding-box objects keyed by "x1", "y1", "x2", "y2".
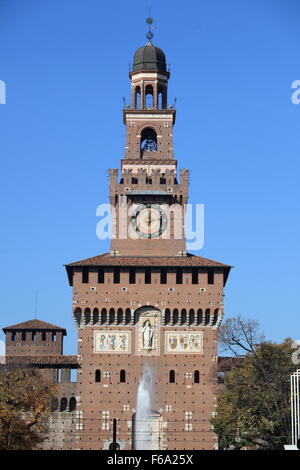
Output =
[{"x1": 142, "y1": 320, "x2": 153, "y2": 349}]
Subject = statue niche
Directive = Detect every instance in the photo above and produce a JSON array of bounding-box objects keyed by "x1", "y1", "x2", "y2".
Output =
[{"x1": 135, "y1": 307, "x2": 160, "y2": 355}]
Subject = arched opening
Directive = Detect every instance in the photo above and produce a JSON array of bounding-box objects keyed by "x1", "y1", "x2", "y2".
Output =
[
  {"x1": 145, "y1": 84, "x2": 154, "y2": 108},
  {"x1": 69, "y1": 397, "x2": 77, "y2": 411},
  {"x1": 213, "y1": 309, "x2": 219, "y2": 325},
  {"x1": 140, "y1": 127, "x2": 157, "y2": 157},
  {"x1": 117, "y1": 308, "x2": 123, "y2": 325},
  {"x1": 125, "y1": 308, "x2": 131, "y2": 325},
  {"x1": 158, "y1": 86, "x2": 167, "y2": 109},
  {"x1": 84, "y1": 308, "x2": 91, "y2": 324},
  {"x1": 51, "y1": 398, "x2": 59, "y2": 412},
  {"x1": 172, "y1": 309, "x2": 179, "y2": 325},
  {"x1": 95, "y1": 369, "x2": 101, "y2": 383},
  {"x1": 189, "y1": 309, "x2": 195, "y2": 325},
  {"x1": 93, "y1": 308, "x2": 99, "y2": 325},
  {"x1": 205, "y1": 309, "x2": 211, "y2": 326},
  {"x1": 109, "y1": 308, "x2": 115, "y2": 324},
  {"x1": 169, "y1": 370, "x2": 175, "y2": 383},
  {"x1": 120, "y1": 369, "x2": 126, "y2": 383},
  {"x1": 164, "y1": 308, "x2": 171, "y2": 325},
  {"x1": 133, "y1": 305, "x2": 160, "y2": 325},
  {"x1": 197, "y1": 309, "x2": 203, "y2": 325},
  {"x1": 158, "y1": 89, "x2": 163, "y2": 109},
  {"x1": 135, "y1": 86, "x2": 141, "y2": 109},
  {"x1": 194, "y1": 370, "x2": 200, "y2": 384},
  {"x1": 101, "y1": 308, "x2": 107, "y2": 325},
  {"x1": 60, "y1": 397, "x2": 68, "y2": 412},
  {"x1": 181, "y1": 309, "x2": 187, "y2": 325}
]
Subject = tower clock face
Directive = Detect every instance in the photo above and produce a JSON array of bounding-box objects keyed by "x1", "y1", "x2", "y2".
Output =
[{"x1": 132, "y1": 204, "x2": 167, "y2": 239}]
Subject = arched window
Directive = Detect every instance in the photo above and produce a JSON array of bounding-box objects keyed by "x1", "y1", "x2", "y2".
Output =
[
  {"x1": 135, "y1": 86, "x2": 141, "y2": 109},
  {"x1": 194, "y1": 370, "x2": 200, "y2": 384},
  {"x1": 125, "y1": 308, "x2": 131, "y2": 325},
  {"x1": 169, "y1": 370, "x2": 175, "y2": 383},
  {"x1": 84, "y1": 308, "x2": 91, "y2": 324},
  {"x1": 120, "y1": 370, "x2": 126, "y2": 383},
  {"x1": 117, "y1": 308, "x2": 123, "y2": 325},
  {"x1": 51, "y1": 398, "x2": 59, "y2": 412},
  {"x1": 95, "y1": 370, "x2": 101, "y2": 383},
  {"x1": 145, "y1": 85, "x2": 154, "y2": 108},
  {"x1": 140, "y1": 127, "x2": 157, "y2": 156},
  {"x1": 205, "y1": 309, "x2": 211, "y2": 326},
  {"x1": 189, "y1": 309, "x2": 195, "y2": 325},
  {"x1": 69, "y1": 397, "x2": 77, "y2": 411},
  {"x1": 181, "y1": 309, "x2": 187, "y2": 325},
  {"x1": 164, "y1": 309, "x2": 171, "y2": 325},
  {"x1": 93, "y1": 308, "x2": 99, "y2": 325},
  {"x1": 101, "y1": 308, "x2": 107, "y2": 325},
  {"x1": 60, "y1": 397, "x2": 68, "y2": 412},
  {"x1": 213, "y1": 309, "x2": 219, "y2": 325},
  {"x1": 173, "y1": 309, "x2": 179, "y2": 325},
  {"x1": 109, "y1": 308, "x2": 115, "y2": 324},
  {"x1": 158, "y1": 86, "x2": 167, "y2": 109},
  {"x1": 197, "y1": 309, "x2": 203, "y2": 325},
  {"x1": 74, "y1": 308, "x2": 82, "y2": 326}
]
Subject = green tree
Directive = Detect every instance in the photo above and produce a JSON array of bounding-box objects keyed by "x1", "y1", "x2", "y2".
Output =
[
  {"x1": 0, "y1": 367, "x2": 56, "y2": 450},
  {"x1": 213, "y1": 317, "x2": 297, "y2": 450}
]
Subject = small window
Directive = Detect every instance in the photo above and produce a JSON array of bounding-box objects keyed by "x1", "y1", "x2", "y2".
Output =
[
  {"x1": 11, "y1": 332, "x2": 16, "y2": 341},
  {"x1": 95, "y1": 370, "x2": 101, "y2": 383},
  {"x1": 21, "y1": 332, "x2": 26, "y2": 341},
  {"x1": 160, "y1": 268, "x2": 167, "y2": 284},
  {"x1": 208, "y1": 268, "x2": 214, "y2": 285},
  {"x1": 131, "y1": 177, "x2": 138, "y2": 184},
  {"x1": 32, "y1": 332, "x2": 36, "y2": 342},
  {"x1": 145, "y1": 268, "x2": 151, "y2": 284},
  {"x1": 176, "y1": 268, "x2": 183, "y2": 284},
  {"x1": 129, "y1": 268, "x2": 136, "y2": 284},
  {"x1": 42, "y1": 331, "x2": 46, "y2": 341},
  {"x1": 146, "y1": 177, "x2": 152, "y2": 184},
  {"x1": 120, "y1": 370, "x2": 126, "y2": 383},
  {"x1": 192, "y1": 268, "x2": 198, "y2": 284},
  {"x1": 194, "y1": 370, "x2": 200, "y2": 384},
  {"x1": 160, "y1": 177, "x2": 166, "y2": 184},
  {"x1": 169, "y1": 370, "x2": 175, "y2": 383},
  {"x1": 82, "y1": 267, "x2": 89, "y2": 284},
  {"x1": 113, "y1": 267, "x2": 120, "y2": 284},
  {"x1": 98, "y1": 268, "x2": 105, "y2": 284},
  {"x1": 52, "y1": 332, "x2": 56, "y2": 342}
]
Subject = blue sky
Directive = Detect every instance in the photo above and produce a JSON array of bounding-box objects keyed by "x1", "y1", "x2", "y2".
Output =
[{"x1": 0, "y1": 0, "x2": 299, "y2": 355}]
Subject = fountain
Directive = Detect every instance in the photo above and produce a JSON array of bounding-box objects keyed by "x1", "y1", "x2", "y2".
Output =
[{"x1": 135, "y1": 366, "x2": 153, "y2": 450}]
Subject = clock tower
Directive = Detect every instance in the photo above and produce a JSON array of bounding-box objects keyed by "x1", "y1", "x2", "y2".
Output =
[
  {"x1": 109, "y1": 36, "x2": 188, "y2": 256},
  {"x1": 66, "y1": 21, "x2": 231, "y2": 451}
]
